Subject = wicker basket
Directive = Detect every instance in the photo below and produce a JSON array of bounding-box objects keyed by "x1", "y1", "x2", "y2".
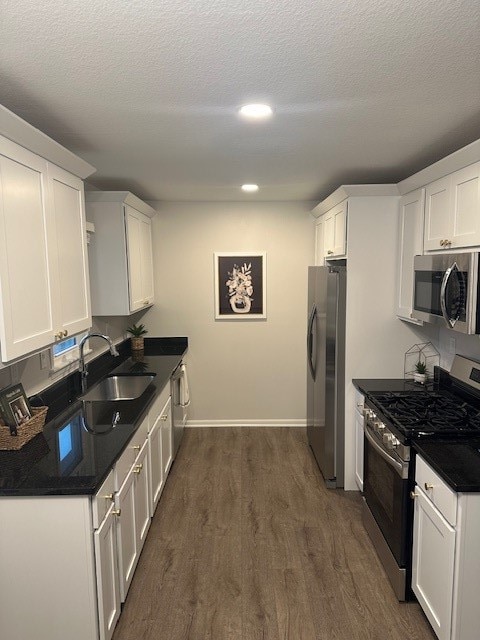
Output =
[{"x1": 0, "y1": 406, "x2": 48, "y2": 451}]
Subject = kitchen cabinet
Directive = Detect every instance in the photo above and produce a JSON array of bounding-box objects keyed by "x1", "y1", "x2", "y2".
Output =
[
  {"x1": 0, "y1": 135, "x2": 91, "y2": 362},
  {"x1": 86, "y1": 191, "x2": 156, "y2": 316},
  {"x1": 323, "y1": 200, "x2": 347, "y2": 258},
  {"x1": 93, "y1": 470, "x2": 121, "y2": 640},
  {"x1": 314, "y1": 217, "x2": 324, "y2": 265},
  {"x1": 424, "y1": 162, "x2": 480, "y2": 252},
  {"x1": 114, "y1": 414, "x2": 150, "y2": 602},
  {"x1": 396, "y1": 189, "x2": 425, "y2": 324},
  {"x1": 412, "y1": 455, "x2": 480, "y2": 640},
  {"x1": 148, "y1": 384, "x2": 172, "y2": 514},
  {"x1": 354, "y1": 390, "x2": 364, "y2": 491}
]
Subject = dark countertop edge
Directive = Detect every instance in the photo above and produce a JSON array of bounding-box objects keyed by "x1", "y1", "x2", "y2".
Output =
[
  {"x1": 0, "y1": 338, "x2": 188, "y2": 497},
  {"x1": 352, "y1": 378, "x2": 436, "y2": 395},
  {"x1": 412, "y1": 441, "x2": 480, "y2": 493}
]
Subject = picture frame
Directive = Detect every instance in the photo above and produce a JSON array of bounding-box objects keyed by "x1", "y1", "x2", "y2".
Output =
[
  {"x1": 0, "y1": 383, "x2": 32, "y2": 435},
  {"x1": 214, "y1": 252, "x2": 266, "y2": 320}
]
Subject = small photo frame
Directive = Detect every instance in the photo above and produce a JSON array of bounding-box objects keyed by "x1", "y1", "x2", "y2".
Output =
[
  {"x1": 214, "y1": 252, "x2": 266, "y2": 320},
  {"x1": 0, "y1": 383, "x2": 32, "y2": 435}
]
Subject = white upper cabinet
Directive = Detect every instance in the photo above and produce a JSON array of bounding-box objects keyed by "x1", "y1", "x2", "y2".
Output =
[
  {"x1": 314, "y1": 217, "x2": 324, "y2": 265},
  {"x1": 49, "y1": 163, "x2": 91, "y2": 338},
  {"x1": 0, "y1": 135, "x2": 91, "y2": 362},
  {"x1": 323, "y1": 200, "x2": 347, "y2": 258},
  {"x1": 396, "y1": 189, "x2": 425, "y2": 323},
  {"x1": 86, "y1": 192, "x2": 155, "y2": 316},
  {"x1": 424, "y1": 162, "x2": 480, "y2": 251}
]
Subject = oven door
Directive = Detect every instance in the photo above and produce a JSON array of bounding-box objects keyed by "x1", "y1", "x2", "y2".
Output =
[{"x1": 363, "y1": 424, "x2": 410, "y2": 567}]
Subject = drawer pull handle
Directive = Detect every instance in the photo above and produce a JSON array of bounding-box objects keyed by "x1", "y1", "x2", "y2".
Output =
[
  {"x1": 327, "y1": 250, "x2": 334, "y2": 255},
  {"x1": 133, "y1": 445, "x2": 141, "y2": 451},
  {"x1": 133, "y1": 464, "x2": 143, "y2": 474},
  {"x1": 424, "y1": 482, "x2": 434, "y2": 490},
  {"x1": 104, "y1": 493, "x2": 114, "y2": 502},
  {"x1": 410, "y1": 491, "x2": 417, "y2": 499},
  {"x1": 112, "y1": 508, "x2": 122, "y2": 517}
]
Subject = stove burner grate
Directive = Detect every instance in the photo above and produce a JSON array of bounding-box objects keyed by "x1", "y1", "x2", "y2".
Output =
[{"x1": 369, "y1": 391, "x2": 480, "y2": 437}]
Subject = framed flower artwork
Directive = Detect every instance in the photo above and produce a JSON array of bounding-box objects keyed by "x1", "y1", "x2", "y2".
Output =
[{"x1": 214, "y1": 252, "x2": 266, "y2": 320}]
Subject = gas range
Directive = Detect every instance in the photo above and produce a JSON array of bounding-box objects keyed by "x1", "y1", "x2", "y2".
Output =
[
  {"x1": 364, "y1": 354, "x2": 480, "y2": 449},
  {"x1": 361, "y1": 354, "x2": 480, "y2": 601}
]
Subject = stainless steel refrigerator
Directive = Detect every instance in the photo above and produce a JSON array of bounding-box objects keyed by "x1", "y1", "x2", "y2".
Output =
[{"x1": 307, "y1": 265, "x2": 346, "y2": 488}]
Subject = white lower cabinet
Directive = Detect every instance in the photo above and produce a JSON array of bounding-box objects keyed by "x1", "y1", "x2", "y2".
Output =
[
  {"x1": 148, "y1": 385, "x2": 172, "y2": 515},
  {"x1": 412, "y1": 455, "x2": 480, "y2": 640},
  {"x1": 0, "y1": 385, "x2": 175, "y2": 640},
  {"x1": 94, "y1": 505, "x2": 121, "y2": 640},
  {"x1": 354, "y1": 390, "x2": 364, "y2": 491},
  {"x1": 412, "y1": 484, "x2": 455, "y2": 640}
]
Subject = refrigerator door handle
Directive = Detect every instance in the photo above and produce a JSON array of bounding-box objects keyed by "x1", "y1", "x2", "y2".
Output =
[{"x1": 307, "y1": 304, "x2": 317, "y2": 379}]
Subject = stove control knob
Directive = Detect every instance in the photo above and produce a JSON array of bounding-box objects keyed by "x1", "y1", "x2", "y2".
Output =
[
  {"x1": 391, "y1": 436, "x2": 399, "y2": 449},
  {"x1": 374, "y1": 420, "x2": 385, "y2": 433},
  {"x1": 382, "y1": 432, "x2": 393, "y2": 446}
]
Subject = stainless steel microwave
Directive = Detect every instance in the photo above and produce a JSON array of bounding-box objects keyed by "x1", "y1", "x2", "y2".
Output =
[{"x1": 413, "y1": 252, "x2": 480, "y2": 334}]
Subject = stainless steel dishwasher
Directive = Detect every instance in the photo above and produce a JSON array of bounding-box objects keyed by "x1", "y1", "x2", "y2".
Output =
[{"x1": 171, "y1": 362, "x2": 189, "y2": 457}]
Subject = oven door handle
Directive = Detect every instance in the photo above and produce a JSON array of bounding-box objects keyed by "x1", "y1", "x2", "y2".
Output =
[{"x1": 364, "y1": 424, "x2": 408, "y2": 479}]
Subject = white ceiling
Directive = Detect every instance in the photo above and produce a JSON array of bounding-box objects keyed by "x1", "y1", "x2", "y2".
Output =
[{"x1": 1, "y1": 0, "x2": 479, "y2": 202}]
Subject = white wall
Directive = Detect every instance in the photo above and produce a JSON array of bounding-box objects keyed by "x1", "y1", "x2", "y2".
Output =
[{"x1": 145, "y1": 201, "x2": 315, "y2": 426}]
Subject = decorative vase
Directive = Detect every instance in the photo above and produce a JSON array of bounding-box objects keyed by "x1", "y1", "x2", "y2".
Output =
[
  {"x1": 413, "y1": 372, "x2": 427, "y2": 385},
  {"x1": 131, "y1": 336, "x2": 144, "y2": 351}
]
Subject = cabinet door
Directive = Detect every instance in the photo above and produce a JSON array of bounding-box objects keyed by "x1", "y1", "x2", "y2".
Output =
[
  {"x1": 314, "y1": 217, "x2": 324, "y2": 266},
  {"x1": 148, "y1": 415, "x2": 164, "y2": 515},
  {"x1": 354, "y1": 409, "x2": 364, "y2": 492},
  {"x1": 396, "y1": 189, "x2": 425, "y2": 322},
  {"x1": 333, "y1": 201, "x2": 347, "y2": 256},
  {"x1": 139, "y1": 214, "x2": 154, "y2": 305},
  {"x1": 0, "y1": 137, "x2": 57, "y2": 361},
  {"x1": 424, "y1": 175, "x2": 451, "y2": 251},
  {"x1": 324, "y1": 201, "x2": 347, "y2": 257},
  {"x1": 451, "y1": 162, "x2": 480, "y2": 248},
  {"x1": 125, "y1": 205, "x2": 144, "y2": 312},
  {"x1": 134, "y1": 440, "x2": 151, "y2": 550},
  {"x1": 412, "y1": 488, "x2": 455, "y2": 640},
  {"x1": 116, "y1": 470, "x2": 137, "y2": 602},
  {"x1": 161, "y1": 397, "x2": 173, "y2": 478},
  {"x1": 94, "y1": 506, "x2": 121, "y2": 640},
  {"x1": 49, "y1": 163, "x2": 91, "y2": 338}
]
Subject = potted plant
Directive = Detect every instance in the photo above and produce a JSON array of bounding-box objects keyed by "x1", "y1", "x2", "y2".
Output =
[
  {"x1": 126, "y1": 323, "x2": 147, "y2": 351},
  {"x1": 414, "y1": 361, "x2": 427, "y2": 384}
]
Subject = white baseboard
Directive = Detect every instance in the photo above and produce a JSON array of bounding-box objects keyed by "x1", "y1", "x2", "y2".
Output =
[{"x1": 186, "y1": 419, "x2": 306, "y2": 428}]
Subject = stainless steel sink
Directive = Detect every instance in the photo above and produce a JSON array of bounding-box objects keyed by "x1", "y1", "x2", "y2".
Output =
[{"x1": 80, "y1": 374, "x2": 156, "y2": 402}]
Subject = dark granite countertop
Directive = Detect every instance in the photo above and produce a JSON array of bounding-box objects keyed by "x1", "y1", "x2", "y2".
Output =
[
  {"x1": 0, "y1": 337, "x2": 187, "y2": 496},
  {"x1": 353, "y1": 378, "x2": 436, "y2": 395},
  {"x1": 413, "y1": 439, "x2": 480, "y2": 493}
]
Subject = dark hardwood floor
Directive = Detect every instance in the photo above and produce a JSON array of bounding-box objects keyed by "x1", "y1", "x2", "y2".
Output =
[{"x1": 112, "y1": 428, "x2": 435, "y2": 640}]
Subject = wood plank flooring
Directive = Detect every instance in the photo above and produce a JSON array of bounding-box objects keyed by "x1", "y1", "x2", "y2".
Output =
[{"x1": 112, "y1": 428, "x2": 435, "y2": 640}]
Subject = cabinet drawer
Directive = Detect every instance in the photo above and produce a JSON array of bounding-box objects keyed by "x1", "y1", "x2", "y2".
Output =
[
  {"x1": 416, "y1": 455, "x2": 457, "y2": 526},
  {"x1": 148, "y1": 383, "x2": 170, "y2": 427},
  {"x1": 92, "y1": 469, "x2": 115, "y2": 529},
  {"x1": 115, "y1": 415, "x2": 149, "y2": 489}
]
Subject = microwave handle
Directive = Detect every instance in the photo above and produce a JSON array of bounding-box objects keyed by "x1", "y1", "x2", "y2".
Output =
[{"x1": 440, "y1": 263, "x2": 457, "y2": 328}]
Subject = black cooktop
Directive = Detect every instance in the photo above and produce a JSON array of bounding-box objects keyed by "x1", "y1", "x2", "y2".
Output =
[{"x1": 367, "y1": 390, "x2": 480, "y2": 438}]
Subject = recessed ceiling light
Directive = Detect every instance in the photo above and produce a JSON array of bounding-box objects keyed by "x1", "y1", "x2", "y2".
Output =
[
  {"x1": 241, "y1": 184, "x2": 259, "y2": 193},
  {"x1": 239, "y1": 104, "x2": 273, "y2": 119}
]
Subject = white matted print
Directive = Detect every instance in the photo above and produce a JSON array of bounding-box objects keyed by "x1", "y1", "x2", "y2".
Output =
[{"x1": 214, "y1": 252, "x2": 266, "y2": 320}]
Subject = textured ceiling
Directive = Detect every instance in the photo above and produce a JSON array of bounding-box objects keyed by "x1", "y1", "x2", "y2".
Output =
[{"x1": 1, "y1": 0, "x2": 479, "y2": 202}]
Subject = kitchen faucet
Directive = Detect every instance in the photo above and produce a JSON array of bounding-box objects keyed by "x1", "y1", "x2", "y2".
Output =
[{"x1": 79, "y1": 332, "x2": 119, "y2": 394}]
